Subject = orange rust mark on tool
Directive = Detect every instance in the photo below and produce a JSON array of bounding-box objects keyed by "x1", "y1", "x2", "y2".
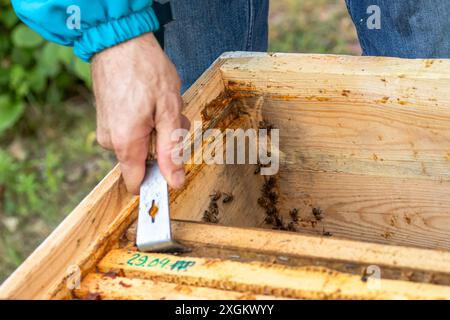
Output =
[{"x1": 149, "y1": 200, "x2": 159, "y2": 223}]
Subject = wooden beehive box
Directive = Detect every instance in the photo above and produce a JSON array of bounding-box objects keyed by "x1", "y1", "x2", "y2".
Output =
[{"x1": 2, "y1": 52, "x2": 450, "y2": 300}]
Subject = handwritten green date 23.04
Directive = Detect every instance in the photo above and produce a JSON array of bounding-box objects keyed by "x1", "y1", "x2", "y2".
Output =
[{"x1": 126, "y1": 253, "x2": 196, "y2": 272}]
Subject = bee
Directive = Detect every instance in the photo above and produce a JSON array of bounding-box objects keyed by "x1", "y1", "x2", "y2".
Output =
[
  {"x1": 202, "y1": 210, "x2": 211, "y2": 222},
  {"x1": 274, "y1": 216, "x2": 285, "y2": 228},
  {"x1": 258, "y1": 174, "x2": 284, "y2": 230},
  {"x1": 322, "y1": 226, "x2": 332, "y2": 237},
  {"x1": 266, "y1": 206, "x2": 278, "y2": 216},
  {"x1": 267, "y1": 191, "x2": 279, "y2": 203},
  {"x1": 222, "y1": 193, "x2": 234, "y2": 204},
  {"x1": 202, "y1": 210, "x2": 218, "y2": 224},
  {"x1": 203, "y1": 190, "x2": 222, "y2": 223},
  {"x1": 287, "y1": 222, "x2": 298, "y2": 232},
  {"x1": 312, "y1": 207, "x2": 323, "y2": 221},
  {"x1": 208, "y1": 201, "x2": 219, "y2": 210},
  {"x1": 209, "y1": 191, "x2": 221, "y2": 201},
  {"x1": 258, "y1": 197, "x2": 270, "y2": 209},
  {"x1": 289, "y1": 208, "x2": 299, "y2": 222},
  {"x1": 264, "y1": 215, "x2": 275, "y2": 225},
  {"x1": 208, "y1": 204, "x2": 219, "y2": 217},
  {"x1": 265, "y1": 176, "x2": 276, "y2": 189}
]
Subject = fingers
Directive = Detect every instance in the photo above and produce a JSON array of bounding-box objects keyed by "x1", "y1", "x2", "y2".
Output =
[
  {"x1": 112, "y1": 130, "x2": 150, "y2": 195},
  {"x1": 96, "y1": 104, "x2": 190, "y2": 193},
  {"x1": 96, "y1": 99, "x2": 190, "y2": 193},
  {"x1": 155, "y1": 93, "x2": 190, "y2": 189},
  {"x1": 95, "y1": 105, "x2": 148, "y2": 194}
]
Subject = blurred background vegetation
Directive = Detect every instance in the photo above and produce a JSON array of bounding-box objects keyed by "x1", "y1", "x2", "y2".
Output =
[{"x1": 0, "y1": 0, "x2": 359, "y2": 282}]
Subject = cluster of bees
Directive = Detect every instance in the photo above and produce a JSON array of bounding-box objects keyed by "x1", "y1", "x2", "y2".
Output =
[
  {"x1": 257, "y1": 176, "x2": 290, "y2": 230},
  {"x1": 200, "y1": 118, "x2": 334, "y2": 237},
  {"x1": 202, "y1": 191, "x2": 234, "y2": 223},
  {"x1": 257, "y1": 175, "x2": 332, "y2": 236},
  {"x1": 290, "y1": 206, "x2": 332, "y2": 236}
]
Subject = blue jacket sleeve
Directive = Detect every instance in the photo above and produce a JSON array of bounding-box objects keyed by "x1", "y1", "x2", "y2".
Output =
[{"x1": 11, "y1": 0, "x2": 160, "y2": 62}]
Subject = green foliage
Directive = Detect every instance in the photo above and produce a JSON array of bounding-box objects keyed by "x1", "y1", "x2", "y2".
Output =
[
  {"x1": 0, "y1": 1, "x2": 91, "y2": 135},
  {"x1": 0, "y1": 95, "x2": 24, "y2": 133},
  {"x1": 0, "y1": 100, "x2": 115, "y2": 280},
  {"x1": 11, "y1": 25, "x2": 44, "y2": 48},
  {"x1": 0, "y1": 4, "x2": 103, "y2": 281}
]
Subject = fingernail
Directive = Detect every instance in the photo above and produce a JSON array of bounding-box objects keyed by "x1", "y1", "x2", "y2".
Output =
[{"x1": 171, "y1": 169, "x2": 185, "y2": 188}]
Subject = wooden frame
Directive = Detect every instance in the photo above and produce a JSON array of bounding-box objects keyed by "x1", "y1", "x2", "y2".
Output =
[{"x1": 1, "y1": 52, "x2": 450, "y2": 299}]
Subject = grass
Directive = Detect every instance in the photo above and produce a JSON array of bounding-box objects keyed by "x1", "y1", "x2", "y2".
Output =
[
  {"x1": 0, "y1": 0, "x2": 359, "y2": 283},
  {"x1": 0, "y1": 99, "x2": 115, "y2": 281}
]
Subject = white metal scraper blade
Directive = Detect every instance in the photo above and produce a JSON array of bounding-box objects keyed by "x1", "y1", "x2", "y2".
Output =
[{"x1": 136, "y1": 161, "x2": 173, "y2": 252}]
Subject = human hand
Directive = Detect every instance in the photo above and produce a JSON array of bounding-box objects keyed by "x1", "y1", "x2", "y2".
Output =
[{"x1": 92, "y1": 33, "x2": 189, "y2": 194}]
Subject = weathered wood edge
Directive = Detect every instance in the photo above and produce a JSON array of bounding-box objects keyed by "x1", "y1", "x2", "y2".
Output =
[{"x1": 220, "y1": 51, "x2": 450, "y2": 79}]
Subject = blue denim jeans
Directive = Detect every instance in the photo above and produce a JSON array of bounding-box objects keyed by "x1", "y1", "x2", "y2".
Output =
[
  {"x1": 164, "y1": 0, "x2": 269, "y2": 93},
  {"x1": 163, "y1": 0, "x2": 450, "y2": 92},
  {"x1": 345, "y1": 0, "x2": 450, "y2": 58}
]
